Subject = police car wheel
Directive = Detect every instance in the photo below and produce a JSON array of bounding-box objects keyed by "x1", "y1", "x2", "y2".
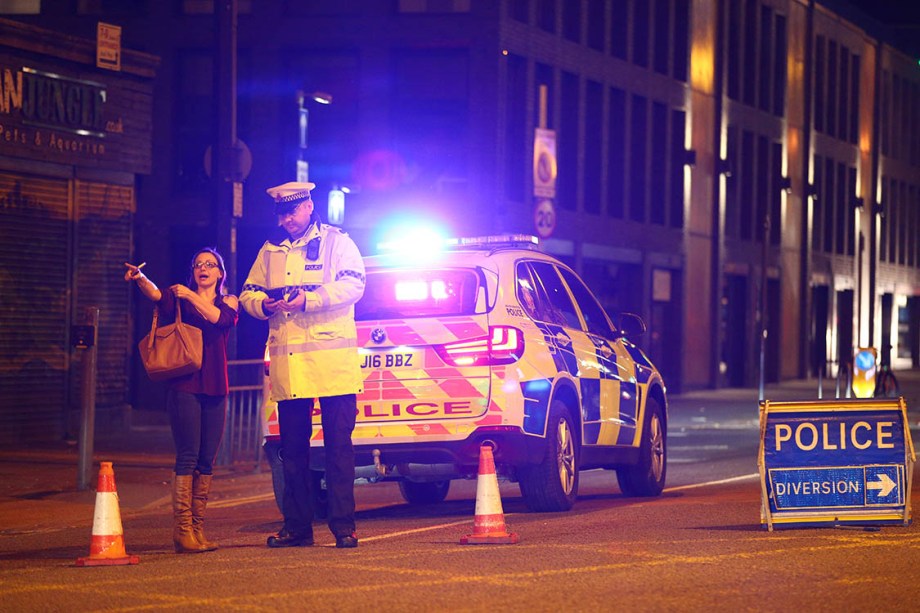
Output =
[
  {"x1": 518, "y1": 400, "x2": 579, "y2": 512},
  {"x1": 616, "y1": 396, "x2": 666, "y2": 497},
  {"x1": 398, "y1": 480, "x2": 450, "y2": 505}
]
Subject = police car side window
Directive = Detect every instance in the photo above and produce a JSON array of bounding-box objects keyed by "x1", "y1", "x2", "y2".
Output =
[
  {"x1": 515, "y1": 263, "x2": 541, "y2": 320},
  {"x1": 530, "y1": 261, "x2": 580, "y2": 328},
  {"x1": 559, "y1": 268, "x2": 615, "y2": 338}
]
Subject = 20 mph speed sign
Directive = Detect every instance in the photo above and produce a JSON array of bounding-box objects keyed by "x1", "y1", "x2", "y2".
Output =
[{"x1": 534, "y1": 199, "x2": 556, "y2": 238}]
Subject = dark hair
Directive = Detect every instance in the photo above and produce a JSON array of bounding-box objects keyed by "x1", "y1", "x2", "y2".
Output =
[{"x1": 187, "y1": 247, "x2": 228, "y2": 297}]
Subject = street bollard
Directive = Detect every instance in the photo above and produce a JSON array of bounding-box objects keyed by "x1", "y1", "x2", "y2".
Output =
[{"x1": 74, "y1": 307, "x2": 99, "y2": 491}]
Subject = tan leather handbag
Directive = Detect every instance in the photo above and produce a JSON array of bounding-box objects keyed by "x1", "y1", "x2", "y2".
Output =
[{"x1": 138, "y1": 305, "x2": 203, "y2": 382}]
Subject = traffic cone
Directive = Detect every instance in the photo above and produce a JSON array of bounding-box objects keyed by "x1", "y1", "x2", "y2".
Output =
[
  {"x1": 460, "y1": 444, "x2": 519, "y2": 545},
  {"x1": 76, "y1": 462, "x2": 140, "y2": 567}
]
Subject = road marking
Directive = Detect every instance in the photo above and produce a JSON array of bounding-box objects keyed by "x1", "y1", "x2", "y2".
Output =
[
  {"x1": 663, "y1": 473, "x2": 759, "y2": 493},
  {"x1": 360, "y1": 518, "x2": 482, "y2": 542},
  {"x1": 209, "y1": 493, "x2": 275, "y2": 509}
]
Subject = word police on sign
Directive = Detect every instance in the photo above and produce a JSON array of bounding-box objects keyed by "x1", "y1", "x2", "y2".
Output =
[{"x1": 758, "y1": 398, "x2": 915, "y2": 530}]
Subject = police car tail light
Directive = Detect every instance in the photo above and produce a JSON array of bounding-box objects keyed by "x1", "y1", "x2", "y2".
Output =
[
  {"x1": 434, "y1": 326, "x2": 524, "y2": 366},
  {"x1": 394, "y1": 279, "x2": 449, "y2": 302}
]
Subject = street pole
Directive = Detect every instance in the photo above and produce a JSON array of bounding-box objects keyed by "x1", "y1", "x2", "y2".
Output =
[
  {"x1": 77, "y1": 307, "x2": 99, "y2": 490},
  {"x1": 215, "y1": 0, "x2": 239, "y2": 357},
  {"x1": 759, "y1": 213, "x2": 770, "y2": 402}
]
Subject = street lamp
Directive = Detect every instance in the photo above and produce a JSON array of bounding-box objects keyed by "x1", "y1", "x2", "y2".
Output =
[{"x1": 296, "y1": 90, "x2": 333, "y2": 182}]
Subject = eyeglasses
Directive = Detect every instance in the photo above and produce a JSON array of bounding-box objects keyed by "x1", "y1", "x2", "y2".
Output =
[
  {"x1": 280, "y1": 198, "x2": 311, "y2": 218},
  {"x1": 193, "y1": 261, "x2": 219, "y2": 270}
]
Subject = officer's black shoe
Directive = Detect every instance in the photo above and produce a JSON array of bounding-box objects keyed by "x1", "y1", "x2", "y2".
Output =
[
  {"x1": 335, "y1": 533, "x2": 358, "y2": 549},
  {"x1": 267, "y1": 528, "x2": 313, "y2": 548}
]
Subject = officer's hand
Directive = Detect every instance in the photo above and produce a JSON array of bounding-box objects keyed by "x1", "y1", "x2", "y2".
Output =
[
  {"x1": 279, "y1": 290, "x2": 305, "y2": 312},
  {"x1": 262, "y1": 298, "x2": 282, "y2": 314}
]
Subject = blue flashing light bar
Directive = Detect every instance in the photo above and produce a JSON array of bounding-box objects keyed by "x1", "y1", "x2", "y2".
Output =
[{"x1": 444, "y1": 234, "x2": 539, "y2": 248}]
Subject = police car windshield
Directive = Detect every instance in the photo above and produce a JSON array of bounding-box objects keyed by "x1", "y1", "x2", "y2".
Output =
[{"x1": 355, "y1": 268, "x2": 480, "y2": 320}]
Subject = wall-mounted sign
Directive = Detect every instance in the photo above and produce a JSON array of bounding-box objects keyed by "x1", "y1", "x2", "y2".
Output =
[
  {"x1": 0, "y1": 53, "x2": 152, "y2": 174},
  {"x1": 534, "y1": 198, "x2": 556, "y2": 239},
  {"x1": 533, "y1": 128, "x2": 556, "y2": 198},
  {"x1": 759, "y1": 398, "x2": 915, "y2": 531},
  {"x1": 97, "y1": 22, "x2": 121, "y2": 72}
]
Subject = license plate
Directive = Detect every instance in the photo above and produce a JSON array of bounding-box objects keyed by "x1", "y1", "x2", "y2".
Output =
[{"x1": 360, "y1": 351, "x2": 415, "y2": 370}]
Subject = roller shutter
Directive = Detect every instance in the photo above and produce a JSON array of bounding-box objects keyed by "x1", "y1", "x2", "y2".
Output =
[
  {"x1": 73, "y1": 181, "x2": 134, "y2": 417},
  {"x1": 0, "y1": 173, "x2": 71, "y2": 442}
]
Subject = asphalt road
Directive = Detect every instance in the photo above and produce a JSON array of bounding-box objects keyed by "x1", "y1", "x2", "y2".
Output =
[{"x1": 1, "y1": 374, "x2": 919, "y2": 611}]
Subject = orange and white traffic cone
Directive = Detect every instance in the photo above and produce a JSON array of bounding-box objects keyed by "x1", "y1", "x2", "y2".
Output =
[
  {"x1": 460, "y1": 444, "x2": 519, "y2": 545},
  {"x1": 76, "y1": 462, "x2": 140, "y2": 567}
]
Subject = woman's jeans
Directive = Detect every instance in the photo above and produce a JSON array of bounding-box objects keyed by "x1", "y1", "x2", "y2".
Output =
[{"x1": 167, "y1": 389, "x2": 227, "y2": 476}]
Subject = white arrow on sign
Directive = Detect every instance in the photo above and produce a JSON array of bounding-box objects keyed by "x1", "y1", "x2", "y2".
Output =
[{"x1": 866, "y1": 473, "x2": 896, "y2": 497}]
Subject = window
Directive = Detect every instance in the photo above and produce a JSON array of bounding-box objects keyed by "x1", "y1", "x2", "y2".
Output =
[
  {"x1": 610, "y1": 0, "x2": 628, "y2": 60},
  {"x1": 531, "y1": 261, "x2": 580, "y2": 329},
  {"x1": 560, "y1": 268, "x2": 614, "y2": 338},
  {"x1": 510, "y1": 0, "x2": 529, "y2": 22},
  {"x1": 673, "y1": 0, "x2": 689, "y2": 81},
  {"x1": 628, "y1": 94, "x2": 647, "y2": 222},
  {"x1": 587, "y1": 0, "x2": 605, "y2": 51},
  {"x1": 558, "y1": 71, "x2": 580, "y2": 212},
  {"x1": 742, "y1": 0, "x2": 756, "y2": 106},
  {"x1": 562, "y1": 0, "x2": 580, "y2": 42},
  {"x1": 653, "y1": 0, "x2": 670, "y2": 75},
  {"x1": 758, "y1": 5, "x2": 772, "y2": 113},
  {"x1": 740, "y1": 130, "x2": 754, "y2": 241},
  {"x1": 670, "y1": 109, "x2": 686, "y2": 229},
  {"x1": 607, "y1": 87, "x2": 626, "y2": 218},
  {"x1": 516, "y1": 262, "x2": 555, "y2": 323},
  {"x1": 585, "y1": 80, "x2": 603, "y2": 215},
  {"x1": 773, "y1": 14, "x2": 787, "y2": 116},
  {"x1": 355, "y1": 268, "x2": 480, "y2": 320},
  {"x1": 632, "y1": 0, "x2": 649, "y2": 67},
  {"x1": 815, "y1": 37, "x2": 826, "y2": 133},
  {"x1": 537, "y1": 0, "x2": 555, "y2": 33},
  {"x1": 726, "y1": 0, "x2": 741, "y2": 100},
  {"x1": 725, "y1": 126, "x2": 739, "y2": 239},
  {"x1": 505, "y1": 53, "x2": 527, "y2": 201},
  {"x1": 650, "y1": 101, "x2": 667, "y2": 225}
]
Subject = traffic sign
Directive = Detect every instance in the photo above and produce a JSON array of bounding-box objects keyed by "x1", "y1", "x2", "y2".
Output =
[
  {"x1": 534, "y1": 198, "x2": 556, "y2": 238},
  {"x1": 759, "y1": 399, "x2": 915, "y2": 530}
]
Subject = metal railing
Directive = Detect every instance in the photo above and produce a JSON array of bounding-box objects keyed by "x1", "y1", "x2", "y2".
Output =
[{"x1": 215, "y1": 358, "x2": 266, "y2": 468}]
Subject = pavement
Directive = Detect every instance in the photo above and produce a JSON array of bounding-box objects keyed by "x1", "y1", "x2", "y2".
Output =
[{"x1": 2, "y1": 369, "x2": 919, "y2": 536}]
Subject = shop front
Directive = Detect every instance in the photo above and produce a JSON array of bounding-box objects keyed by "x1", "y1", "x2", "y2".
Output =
[{"x1": 0, "y1": 19, "x2": 157, "y2": 443}]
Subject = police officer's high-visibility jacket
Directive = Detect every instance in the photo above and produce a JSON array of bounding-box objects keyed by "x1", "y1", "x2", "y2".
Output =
[{"x1": 240, "y1": 222, "x2": 366, "y2": 400}]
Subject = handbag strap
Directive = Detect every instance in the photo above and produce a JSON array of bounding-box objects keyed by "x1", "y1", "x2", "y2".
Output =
[{"x1": 147, "y1": 301, "x2": 183, "y2": 350}]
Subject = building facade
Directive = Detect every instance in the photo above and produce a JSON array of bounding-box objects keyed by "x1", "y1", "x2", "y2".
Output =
[
  {"x1": 8, "y1": 1, "x2": 918, "y2": 433},
  {"x1": 0, "y1": 16, "x2": 157, "y2": 442}
]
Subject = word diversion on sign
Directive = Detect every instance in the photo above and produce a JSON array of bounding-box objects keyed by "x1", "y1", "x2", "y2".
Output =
[{"x1": 758, "y1": 398, "x2": 915, "y2": 531}]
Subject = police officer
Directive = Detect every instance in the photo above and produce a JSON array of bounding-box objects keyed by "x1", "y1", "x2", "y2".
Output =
[{"x1": 240, "y1": 181, "x2": 365, "y2": 549}]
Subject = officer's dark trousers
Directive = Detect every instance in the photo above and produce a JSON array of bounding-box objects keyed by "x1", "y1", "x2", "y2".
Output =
[{"x1": 277, "y1": 395, "x2": 357, "y2": 537}]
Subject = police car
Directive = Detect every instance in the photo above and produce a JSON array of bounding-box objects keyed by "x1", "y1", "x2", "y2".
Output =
[{"x1": 345, "y1": 233, "x2": 668, "y2": 512}]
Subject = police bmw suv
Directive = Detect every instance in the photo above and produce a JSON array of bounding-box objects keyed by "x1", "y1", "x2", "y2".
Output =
[{"x1": 346, "y1": 234, "x2": 668, "y2": 512}]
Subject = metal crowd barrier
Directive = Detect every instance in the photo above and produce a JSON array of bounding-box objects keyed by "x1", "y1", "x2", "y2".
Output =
[{"x1": 215, "y1": 358, "x2": 265, "y2": 468}]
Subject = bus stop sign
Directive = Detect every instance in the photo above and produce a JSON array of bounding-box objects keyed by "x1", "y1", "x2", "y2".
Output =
[{"x1": 759, "y1": 398, "x2": 915, "y2": 531}]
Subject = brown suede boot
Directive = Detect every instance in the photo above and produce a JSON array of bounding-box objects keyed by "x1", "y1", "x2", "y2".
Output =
[
  {"x1": 173, "y1": 474, "x2": 206, "y2": 553},
  {"x1": 191, "y1": 471, "x2": 218, "y2": 552}
]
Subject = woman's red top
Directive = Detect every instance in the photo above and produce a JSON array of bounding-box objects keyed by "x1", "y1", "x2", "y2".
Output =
[{"x1": 156, "y1": 291, "x2": 239, "y2": 396}]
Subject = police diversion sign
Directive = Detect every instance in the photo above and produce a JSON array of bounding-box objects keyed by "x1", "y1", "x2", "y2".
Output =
[{"x1": 758, "y1": 399, "x2": 915, "y2": 530}]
